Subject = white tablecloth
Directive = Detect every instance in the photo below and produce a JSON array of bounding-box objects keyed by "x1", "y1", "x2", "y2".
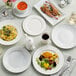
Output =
[{"x1": 0, "y1": 0, "x2": 76, "y2": 76}]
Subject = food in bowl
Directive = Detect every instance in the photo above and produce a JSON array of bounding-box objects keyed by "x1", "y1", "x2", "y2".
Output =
[
  {"x1": 0, "y1": 25, "x2": 17, "y2": 41},
  {"x1": 40, "y1": 1, "x2": 61, "y2": 20},
  {"x1": 36, "y1": 51, "x2": 58, "y2": 70},
  {"x1": 17, "y1": 1, "x2": 28, "y2": 11}
]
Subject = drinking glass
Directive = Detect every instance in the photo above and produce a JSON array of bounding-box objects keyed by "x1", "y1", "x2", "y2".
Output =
[{"x1": 69, "y1": 12, "x2": 76, "y2": 24}]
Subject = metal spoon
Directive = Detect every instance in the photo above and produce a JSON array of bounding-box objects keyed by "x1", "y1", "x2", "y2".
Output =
[{"x1": 2, "y1": 11, "x2": 8, "y2": 17}]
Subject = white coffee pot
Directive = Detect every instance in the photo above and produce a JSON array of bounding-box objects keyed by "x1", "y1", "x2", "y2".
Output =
[{"x1": 24, "y1": 34, "x2": 35, "y2": 51}]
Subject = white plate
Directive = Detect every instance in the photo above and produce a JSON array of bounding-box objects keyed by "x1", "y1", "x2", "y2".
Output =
[
  {"x1": 34, "y1": 0, "x2": 66, "y2": 26},
  {"x1": 12, "y1": 6, "x2": 32, "y2": 18},
  {"x1": 33, "y1": 45, "x2": 64, "y2": 75},
  {"x1": 3, "y1": 46, "x2": 31, "y2": 73},
  {"x1": 23, "y1": 15, "x2": 46, "y2": 35},
  {"x1": 0, "y1": 20, "x2": 22, "y2": 45},
  {"x1": 52, "y1": 24, "x2": 76, "y2": 49}
]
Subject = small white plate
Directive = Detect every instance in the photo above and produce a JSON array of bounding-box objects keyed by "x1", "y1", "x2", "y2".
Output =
[
  {"x1": 0, "y1": 20, "x2": 22, "y2": 45},
  {"x1": 52, "y1": 24, "x2": 76, "y2": 49},
  {"x1": 12, "y1": 6, "x2": 32, "y2": 18},
  {"x1": 33, "y1": 45, "x2": 64, "y2": 75},
  {"x1": 34, "y1": 0, "x2": 66, "y2": 26},
  {"x1": 3, "y1": 46, "x2": 31, "y2": 73},
  {"x1": 23, "y1": 15, "x2": 46, "y2": 35}
]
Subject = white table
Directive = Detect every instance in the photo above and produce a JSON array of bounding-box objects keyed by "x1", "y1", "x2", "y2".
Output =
[{"x1": 0, "y1": 0, "x2": 76, "y2": 76}]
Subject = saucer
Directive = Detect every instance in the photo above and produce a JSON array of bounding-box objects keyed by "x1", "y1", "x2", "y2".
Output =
[{"x1": 12, "y1": 6, "x2": 32, "y2": 18}]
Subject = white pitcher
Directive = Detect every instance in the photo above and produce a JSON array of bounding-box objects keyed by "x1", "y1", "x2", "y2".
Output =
[{"x1": 24, "y1": 34, "x2": 35, "y2": 51}]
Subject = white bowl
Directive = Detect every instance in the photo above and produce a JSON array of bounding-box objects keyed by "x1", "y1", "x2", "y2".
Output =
[
  {"x1": 0, "y1": 20, "x2": 22, "y2": 45},
  {"x1": 52, "y1": 24, "x2": 76, "y2": 49},
  {"x1": 33, "y1": 45, "x2": 64, "y2": 75},
  {"x1": 14, "y1": 1, "x2": 29, "y2": 14}
]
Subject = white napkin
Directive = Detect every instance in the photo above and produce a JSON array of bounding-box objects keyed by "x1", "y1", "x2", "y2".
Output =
[{"x1": 50, "y1": 54, "x2": 76, "y2": 76}]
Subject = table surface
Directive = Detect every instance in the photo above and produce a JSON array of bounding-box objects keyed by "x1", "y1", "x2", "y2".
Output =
[{"x1": 0, "y1": 0, "x2": 76, "y2": 76}]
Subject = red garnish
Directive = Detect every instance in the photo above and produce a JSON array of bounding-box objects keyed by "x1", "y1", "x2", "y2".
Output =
[{"x1": 47, "y1": 67, "x2": 52, "y2": 70}]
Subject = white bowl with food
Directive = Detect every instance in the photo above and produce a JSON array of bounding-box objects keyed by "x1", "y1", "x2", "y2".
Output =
[
  {"x1": 33, "y1": 45, "x2": 64, "y2": 75},
  {"x1": 0, "y1": 20, "x2": 22, "y2": 45}
]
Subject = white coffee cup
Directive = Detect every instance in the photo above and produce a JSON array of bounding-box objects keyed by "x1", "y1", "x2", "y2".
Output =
[{"x1": 41, "y1": 33, "x2": 51, "y2": 44}]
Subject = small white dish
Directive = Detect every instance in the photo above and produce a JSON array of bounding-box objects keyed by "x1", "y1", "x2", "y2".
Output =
[
  {"x1": 12, "y1": 6, "x2": 32, "y2": 18},
  {"x1": 33, "y1": 45, "x2": 64, "y2": 75},
  {"x1": 52, "y1": 24, "x2": 76, "y2": 49},
  {"x1": 34, "y1": 0, "x2": 66, "y2": 26},
  {"x1": 3, "y1": 46, "x2": 31, "y2": 73},
  {"x1": 0, "y1": 20, "x2": 22, "y2": 45},
  {"x1": 23, "y1": 15, "x2": 46, "y2": 36},
  {"x1": 15, "y1": 1, "x2": 28, "y2": 14}
]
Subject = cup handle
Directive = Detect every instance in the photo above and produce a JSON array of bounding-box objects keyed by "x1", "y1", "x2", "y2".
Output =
[{"x1": 48, "y1": 39, "x2": 52, "y2": 44}]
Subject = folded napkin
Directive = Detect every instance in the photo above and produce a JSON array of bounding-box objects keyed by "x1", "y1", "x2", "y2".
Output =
[{"x1": 50, "y1": 54, "x2": 76, "y2": 76}]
